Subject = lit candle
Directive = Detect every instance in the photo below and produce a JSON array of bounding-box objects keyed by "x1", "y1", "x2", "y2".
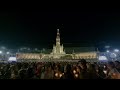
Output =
[
  {"x1": 55, "y1": 73, "x2": 58, "y2": 77},
  {"x1": 75, "y1": 74, "x2": 78, "y2": 78},
  {"x1": 103, "y1": 70, "x2": 107, "y2": 74},
  {"x1": 59, "y1": 74, "x2": 62, "y2": 77},
  {"x1": 96, "y1": 70, "x2": 98, "y2": 72},
  {"x1": 73, "y1": 70, "x2": 76, "y2": 74}
]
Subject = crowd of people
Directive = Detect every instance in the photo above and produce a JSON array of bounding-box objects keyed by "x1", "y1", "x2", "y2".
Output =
[{"x1": 0, "y1": 59, "x2": 120, "y2": 79}]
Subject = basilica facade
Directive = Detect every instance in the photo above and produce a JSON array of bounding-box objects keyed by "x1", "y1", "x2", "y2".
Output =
[
  {"x1": 50, "y1": 29, "x2": 66, "y2": 58},
  {"x1": 16, "y1": 29, "x2": 98, "y2": 62}
]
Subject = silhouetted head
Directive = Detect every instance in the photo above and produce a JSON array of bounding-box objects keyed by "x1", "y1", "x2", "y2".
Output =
[
  {"x1": 78, "y1": 59, "x2": 87, "y2": 65},
  {"x1": 78, "y1": 59, "x2": 87, "y2": 70},
  {"x1": 107, "y1": 61, "x2": 115, "y2": 69},
  {"x1": 66, "y1": 64, "x2": 72, "y2": 73}
]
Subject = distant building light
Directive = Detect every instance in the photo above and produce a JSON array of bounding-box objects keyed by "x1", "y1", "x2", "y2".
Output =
[
  {"x1": 110, "y1": 53, "x2": 117, "y2": 58},
  {"x1": 8, "y1": 57, "x2": 17, "y2": 61},
  {"x1": 0, "y1": 51, "x2": 2, "y2": 54},
  {"x1": 98, "y1": 56, "x2": 108, "y2": 61},
  {"x1": 7, "y1": 52, "x2": 10, "y2": 54},
  {"x1": 114, "y1": 49, "x2": 119, "y2": 52},
  {"x1": 106, "y1": 50, "x2": 109, "y2": 52}
]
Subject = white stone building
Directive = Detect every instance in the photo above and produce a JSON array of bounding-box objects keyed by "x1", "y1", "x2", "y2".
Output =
[{"x1": 16, "y1": 29, "x2": 99, "y2": 62}]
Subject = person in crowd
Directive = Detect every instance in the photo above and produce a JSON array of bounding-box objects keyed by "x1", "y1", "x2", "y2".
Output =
[
  {"x1": 18, "y1": 64, "x2": 27, "y2": 79},
  {"x1": 97, "y1": 67, "x2": 106, "y2": 79},
  {"x1": 44, "y1": 65, "x2": 54, "y2": 79},
  {"x1": 114, "y1": 61, "x2": 120, "y2": 73},
  {"x1": 61, "y1": 64, "x2": 74, "y2": 79},
  {"x1": 87, "y1": 64, "x2": 98, "y2": 79},
  {"x1": 35, "y1": 63, "x2": 42, "y2": 78},
  {"x1": 0, "y1": 60, "x2": 120, "y2": 79},
  {"x1": 26, "y1": 65, "x2": 35, "y2": 79},
  {"x1": 105, "y1": 61, "x2": 120, "y2": 79},
  {"x1": 72, "y1": 65, "x2": 81, "y2": 79},
  {"x1": 11, "y1": 69, "x2": 19, "y2": 79},
  {"x1": 78, "y1": 59, "x2": 89, "y2": 79},
  {"x1": 40, "y1": 66, "x2": 45, "y2": 79},
  {"x1": 86, "y1": 62, "x2": 90, "y2": 69},
  {"x1": 53, "y1": 64, "x2": 63, "y2": 79},
  {"x1": 4, "y1": 64, "x2": 11, "y2": 79},
  {"x1": 0, "y1": 66, "x2": 6, "y2": 79}
]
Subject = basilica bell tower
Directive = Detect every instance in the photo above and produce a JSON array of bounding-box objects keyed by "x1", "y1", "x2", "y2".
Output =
[
  {"x1": 56, "y1": 29, "x2": 61, "y2": 53},
  {"x1": 51, "y1": 29, "x2": 66, "y2": 58}
]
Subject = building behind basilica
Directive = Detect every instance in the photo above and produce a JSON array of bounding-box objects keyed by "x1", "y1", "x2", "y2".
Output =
[{"x1": 17, "y1": 29, "x2": 99, "y2": 62}]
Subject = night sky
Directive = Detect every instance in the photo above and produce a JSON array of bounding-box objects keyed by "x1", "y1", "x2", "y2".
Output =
[{"x1": 0, "y1": 8, "x2": 120, "y2": 49}]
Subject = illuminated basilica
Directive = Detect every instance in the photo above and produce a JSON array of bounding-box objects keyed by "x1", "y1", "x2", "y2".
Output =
[
  {"x1": 50, "y1": 29, "x2": 66, "y2": 58},
  {"x1": 17, "y1": 29, "x2": 98, "y2": 62}
]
